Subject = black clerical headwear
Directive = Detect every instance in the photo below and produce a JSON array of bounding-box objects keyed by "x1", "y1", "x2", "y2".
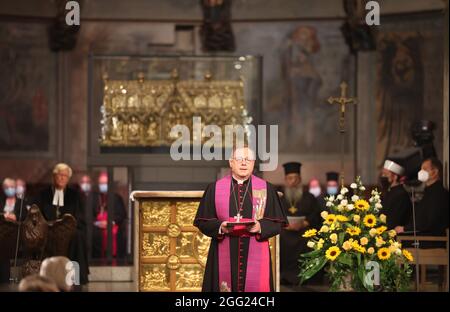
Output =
[
  {"x1": 283, "y1": 162, "x2": 302, "y2": 175},
  {"x1": 326, "y1": 171, "x2": 339, "y2": 182}
]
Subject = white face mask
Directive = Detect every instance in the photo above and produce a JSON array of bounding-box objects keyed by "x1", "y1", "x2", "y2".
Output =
[
  {"x1": 16, "y1": 185, "x2": 25, "y2": 196},
  {"x1": 418, "y1": 169, "x2": 429, "y2": 183},
  {"x1": 80, "y1": 183, "x2": 91, "y2": 193},
  {"x1": 309, "y1": 187, "x2": 322, "y2": 198}
]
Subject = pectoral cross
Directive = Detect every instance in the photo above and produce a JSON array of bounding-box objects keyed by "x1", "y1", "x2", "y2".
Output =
[
  {"x1": 288, "y1": 206, "x2": 298, "y2": 215},
  {"x1": 327, "y1": 81, "x2": 357, "y2": 187},
  {"x1": 234, "y1": 212, "x2": 242, "y2": 222}
]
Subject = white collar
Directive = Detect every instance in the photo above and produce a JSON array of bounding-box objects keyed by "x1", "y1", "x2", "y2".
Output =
[
  {"x1": 232, "y1": 175, "x2": 250, "y2": 185},
  {"x1": 52, "y1": 189, "x2": 64, "y2": 207}
]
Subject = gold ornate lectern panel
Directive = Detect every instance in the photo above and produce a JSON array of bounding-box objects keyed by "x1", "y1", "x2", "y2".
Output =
[{"x1": 133, "y1": 191, "x2": 279, "y2": 292}]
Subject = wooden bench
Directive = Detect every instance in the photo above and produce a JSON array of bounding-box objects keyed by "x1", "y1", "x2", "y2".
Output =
[{"x1": 397, "y1": 229, "x2": 449, "y2": 291}]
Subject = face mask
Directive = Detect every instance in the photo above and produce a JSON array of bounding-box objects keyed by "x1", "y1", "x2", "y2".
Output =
[
  {"x1": 418, "y1": 170, "x2": 429, "y2": 183},
  {"x1": 99, "y1": 183, "x2": 108, "y2": 194},
  {"x1": 80, "y1": 183, "x2": 91, "y2": 193},
  {"x1": 327, "y1": 186, "x2": 338, "y2": 196},
  {"x1": 16, "y1": 185, "x2": 25, "y2": 196},
  {"x1": 309, "y1": 187, "x2": 321, "y2": 198},
  {"x1": 4, "y1": 187, "x2": 16, "y2": 198},
  {"x1": 379, "y1": 176, "x2": 390, "y2": 189}
]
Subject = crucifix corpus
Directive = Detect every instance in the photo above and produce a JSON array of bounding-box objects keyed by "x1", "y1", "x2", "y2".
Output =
[{"x1": 327, "y1": 81, "x2": 357, "y2": 187}]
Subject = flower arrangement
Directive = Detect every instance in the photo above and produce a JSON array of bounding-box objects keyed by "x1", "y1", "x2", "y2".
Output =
[{"x1": 299, "y1": 177, "x2": 413, "y2": 291}]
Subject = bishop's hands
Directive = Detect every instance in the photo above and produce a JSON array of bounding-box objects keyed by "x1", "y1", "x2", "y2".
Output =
[
  {"x1": 247, "y1": 220, "x2": 261, "y2": 234},
  {"x1": 219, "y1": 220, "x2": 262, "y2": 234},
  {"x1": 220, "y1": 221, "x2": 231, "y2": 234}
]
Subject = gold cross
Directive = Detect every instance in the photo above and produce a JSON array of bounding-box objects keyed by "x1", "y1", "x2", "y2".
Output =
[
  {"x1": 327, "y1": 82, "x2": 357, "y2": 133},
  {"x1": 288, "y1": 206, "x2": 298, "y2": 214},
  {"x1": 327, "y1": 81, "x2": 357, "y2": 187}
]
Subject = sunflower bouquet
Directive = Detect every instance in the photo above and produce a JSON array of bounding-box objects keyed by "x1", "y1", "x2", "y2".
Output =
[{"x1": 298, "y1": 177, "x2": 413, "y2": 291}]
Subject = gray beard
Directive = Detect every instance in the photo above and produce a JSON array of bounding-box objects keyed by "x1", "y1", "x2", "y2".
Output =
[{"x1": 285, "y1": 185, "x2": 303, "y2": 204}]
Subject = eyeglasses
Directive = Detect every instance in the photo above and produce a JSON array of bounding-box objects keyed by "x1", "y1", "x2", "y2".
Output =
[{"x1": 233, "y1": 157, "x2": 255, "y2": 163}]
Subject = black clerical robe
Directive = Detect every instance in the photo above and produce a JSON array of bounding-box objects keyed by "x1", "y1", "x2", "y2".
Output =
[
  {"x1": 194, "y1": 177, "x2": 287, "y2": 292},
  {"x1": 280, "y1": 190, "x2": 321, "y2": 285},
  {"x1": 37, "y1": 186, "x2": 89, "y2": 284},
  {"x1": 381, "y1": 184, "x2": 412, "y2": 230}
]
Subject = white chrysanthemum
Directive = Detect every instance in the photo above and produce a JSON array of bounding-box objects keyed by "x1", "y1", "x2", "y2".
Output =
[
  {"x1": 326, "y1": 201, "x2": 333, "y2": 207},
  {"x1": 340, "y1": 199, "x2": 348, "y2": 206},
  {"x1": 350, "y1": 183, "x2": 357, "y2": 189},
  {"x1": 346, "y1": 204, "x2": 354, "y2": 211},
  {"x1": 307, "y1": 241, "x2": 315, "y2": 248},
  {"x1": 320, "y1": 211, "x2": 329, "y2": 219},
  {"x1": 351, "y1": 195, "x2": 359, "y2": 202},
  {"x1": 340, "y1": 187, "x2": 349, "y2": 195},
  {"x1": 337, "y1": 194, "x2": 344, "y2": 201},
  {"x1": 328, "y1": 195, "x2": 335, "y2": 202}
]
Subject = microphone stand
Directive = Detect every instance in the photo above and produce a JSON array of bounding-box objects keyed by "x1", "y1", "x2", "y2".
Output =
[
  {"x1": 405, "y1": 181, "x2": 423, "y2": 292},
  {"x1": 410, "y1": 186, "x2": 420, "y2": 292},
  {"x1": 10, "y1": 193, "x2": 25, "y2": 283}
]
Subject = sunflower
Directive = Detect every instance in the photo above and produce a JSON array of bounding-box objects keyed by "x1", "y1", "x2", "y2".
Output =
[
  {"x1": 402, "y1": 249, "x2": 414, "y2": 262},
  {"x1": 376, "y1": 226, "x2": 387, "y2": 235},
  {"x1": 346, "y1": 226, "x2": 361, "y2": 236},
  {"x1": 377, "y1": 247, "x2": 391, "y2": 260},
  {"x1": 325, "y1": 246, "x2": 341, "y2": 261},
  {"x1": 336, "y1": 215, "x2": 349, "y2": 222},
  {"x1": 363, "y1": 214, "x2": 377, "y2": 228},
  {"x1": 324, "y1": 214, "x2": 337, "y2": 225},
  {"x1": 303, "y1": 229, "x2": 317, "y2": 238},
  {"x1": 355, "y1": 199, "x2": 370, "y2": 211}
]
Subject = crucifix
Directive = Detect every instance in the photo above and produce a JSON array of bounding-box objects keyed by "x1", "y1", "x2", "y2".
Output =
[{"x1": 327, "y1": 81, "x2": 357, "y2": 187}]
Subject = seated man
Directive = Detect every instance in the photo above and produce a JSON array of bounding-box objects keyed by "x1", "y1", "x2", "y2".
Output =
[
  {"x1": 396, "y1": 157, "x2": 449, "y2": 242},
  {"x1": 380, "y1": 159, "x2": 412, "y2": 230}
]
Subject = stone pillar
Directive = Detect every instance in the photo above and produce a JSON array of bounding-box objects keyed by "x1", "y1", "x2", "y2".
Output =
[{"x1": 356, "y1": 51, "x2": 377, "y2": 184}]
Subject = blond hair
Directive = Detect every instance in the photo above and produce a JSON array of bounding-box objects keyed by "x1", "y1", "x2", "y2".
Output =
[
  {"x1": 39, "y1": 256, "x2": 72, "y2": 291},
  {"x1": 2, "y1": 177, "x2": 15, "y2": 187},
  {"x1": 53, "y1": 163, "x2": 73, "y2": 178}
]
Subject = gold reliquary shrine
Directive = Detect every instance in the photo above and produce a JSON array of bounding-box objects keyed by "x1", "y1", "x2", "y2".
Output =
[
  {"x1": 100, "y1": 71, "x2": 252, "y2": 147},
  {"x1": 132, "y1": 191, "x2": 279, "y2": 292}
]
